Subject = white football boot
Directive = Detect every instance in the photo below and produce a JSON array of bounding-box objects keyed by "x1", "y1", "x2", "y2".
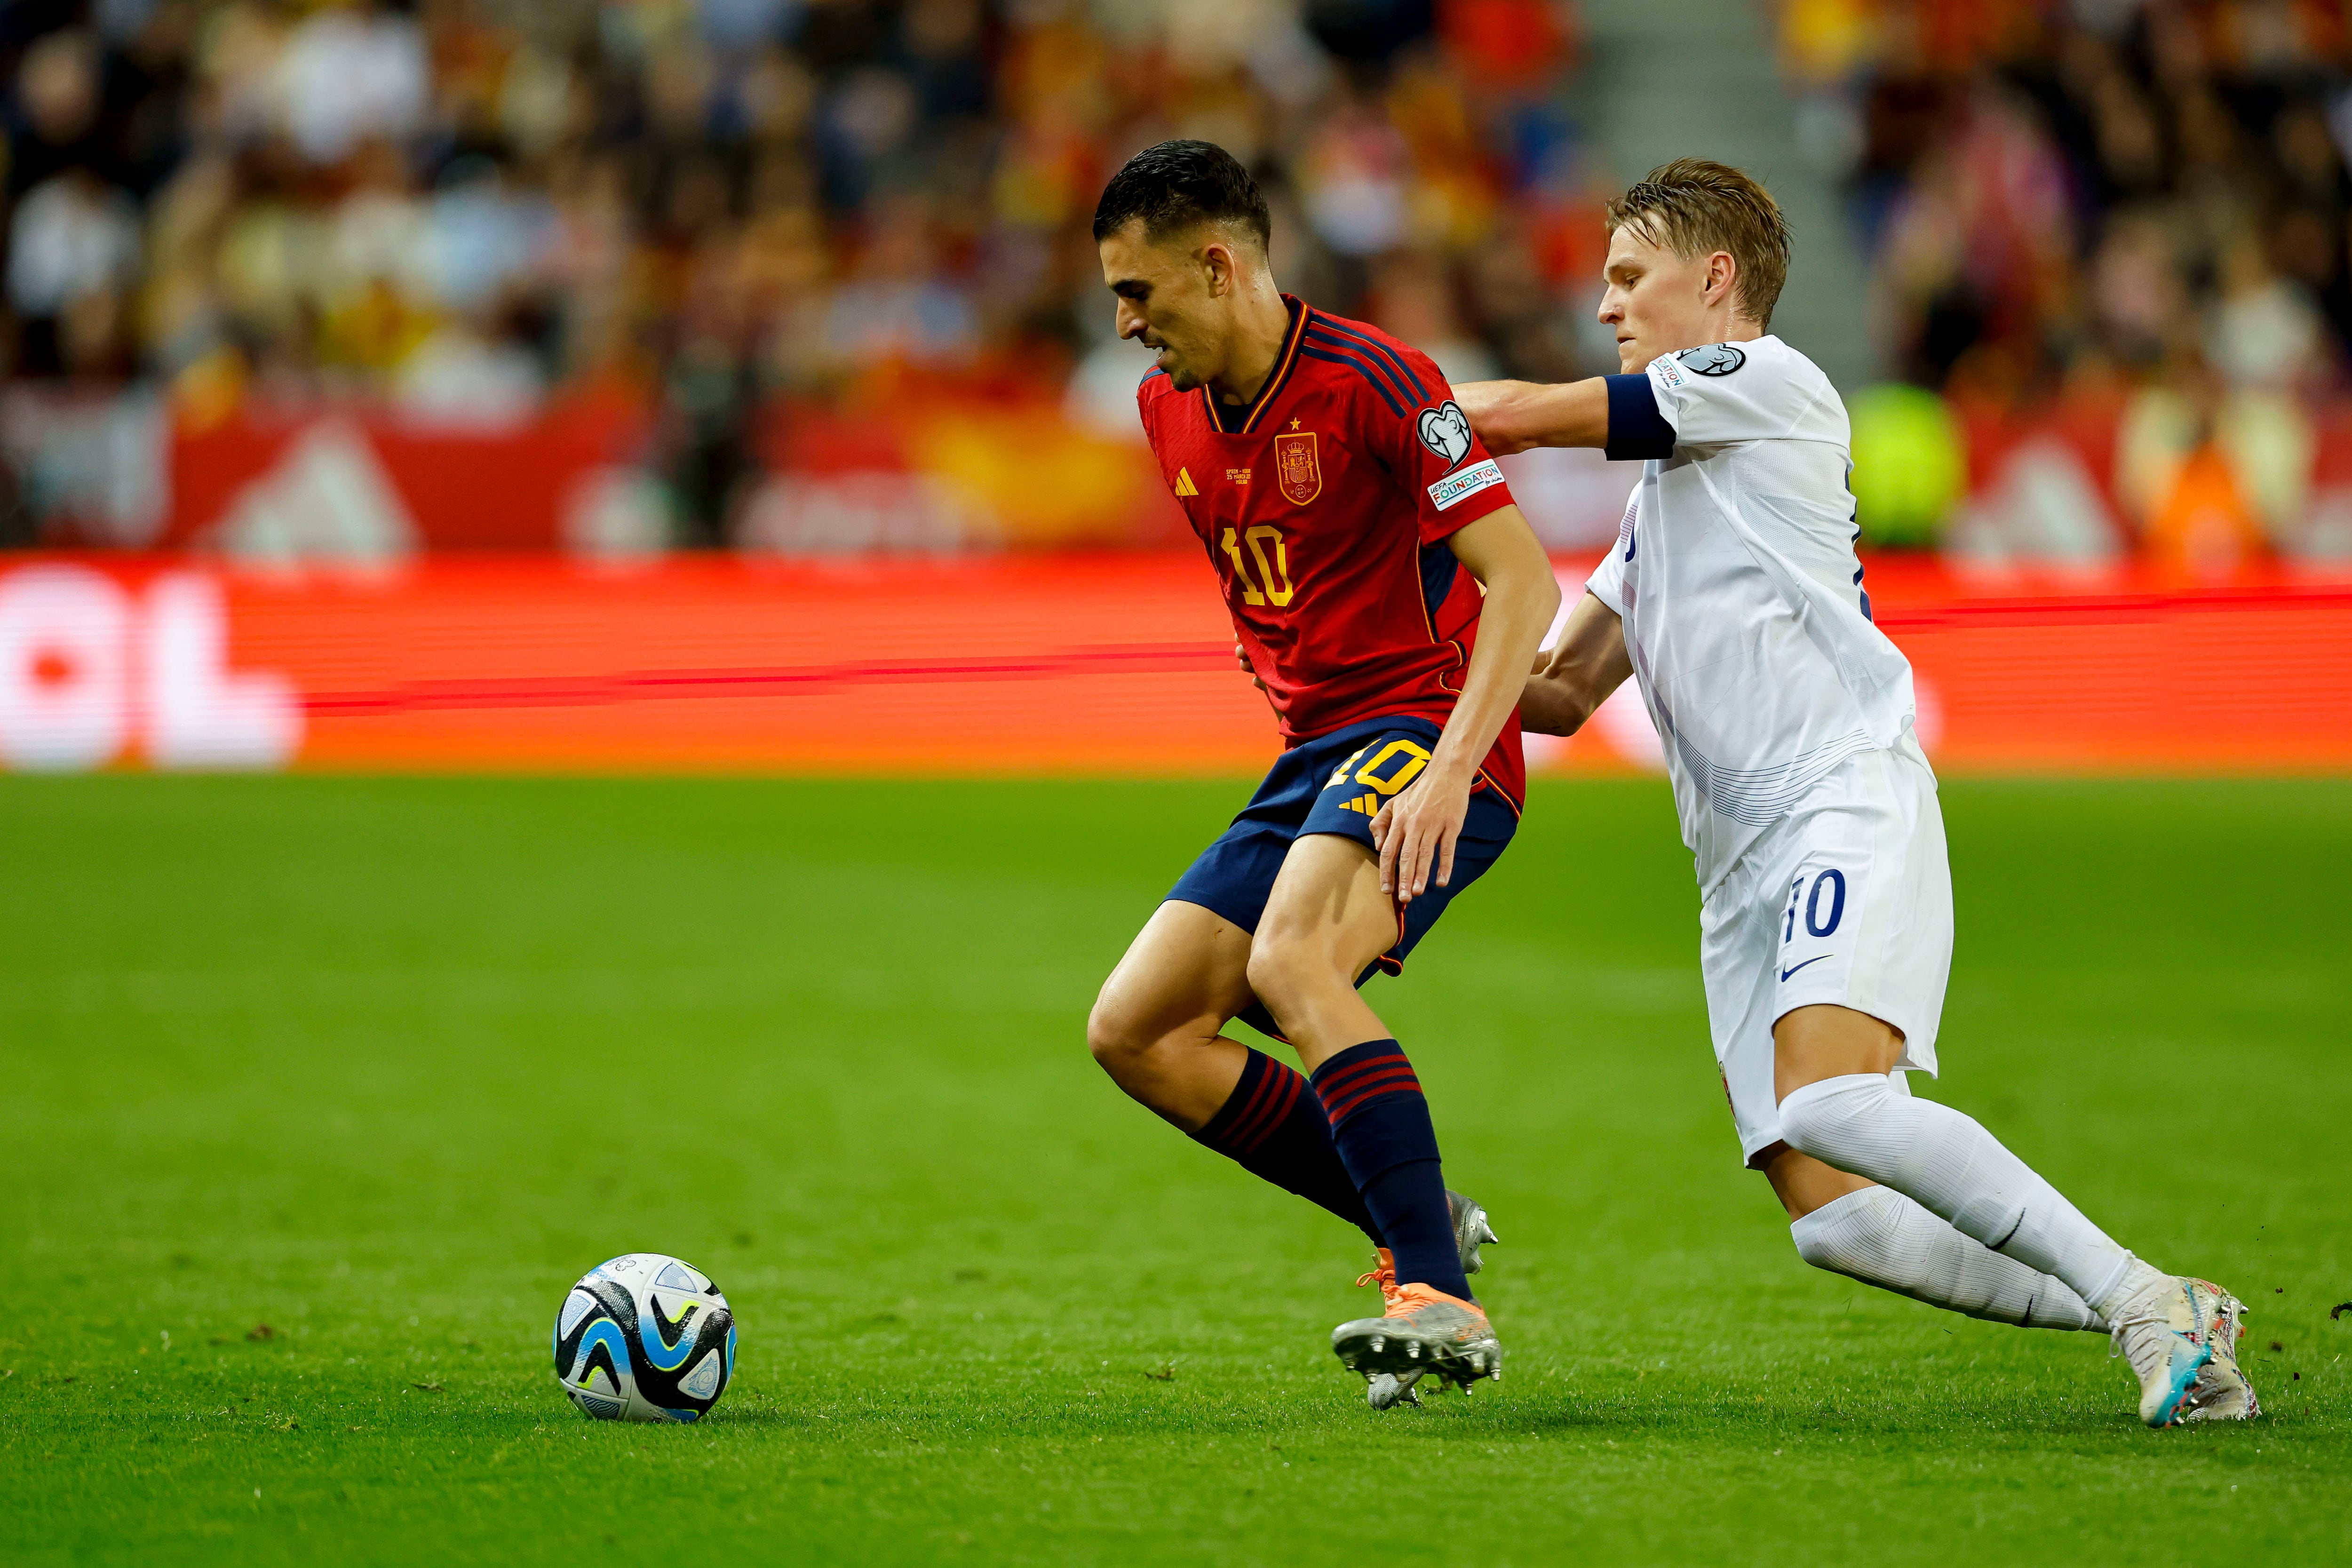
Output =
[
  {"x1": 2180, "y1": 1286, "x2": 2259, "y2": 1423},
  {"x1": 2107, "y1": 1274, "x2": 2259, "y2": 1426}
]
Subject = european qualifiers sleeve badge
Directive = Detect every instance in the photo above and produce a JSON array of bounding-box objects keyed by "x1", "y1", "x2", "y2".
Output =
[
  {"x1": 1415, "y1": 400, "x2": 1474, "y2": 469},
  {"x1": 1414, "y1": 398, "x2": 1506, "y2": 513},
  {"x1": 1275, "y1": 430, "x2": 1322, "y2": 505},
  {"x1": 1675, "y1": 343, "x2": 1747, "y2": 377}
]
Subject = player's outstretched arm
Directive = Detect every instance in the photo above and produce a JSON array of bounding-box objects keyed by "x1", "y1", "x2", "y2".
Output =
[
  {"x1": 1452, "y1": 378, "x2": 1610, "y2": 454},
  {"x1": 1522, "y1": 592, "x2": 1631, "y2": 736},
  {"x1": 1372, "y1": 505, "x2": 1560, "y2": 903}
]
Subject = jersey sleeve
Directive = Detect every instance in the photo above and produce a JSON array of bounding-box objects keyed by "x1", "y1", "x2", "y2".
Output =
[
  {"x1": 1584, "y1": 492, "x2": 1636, "y2": 616},
  {"x1": 1353, "y1": 340, "x2": 1518, "y2": 544},
  {"x1": 1639, "y1": 340, "x2": 1818, "y2": 447}
]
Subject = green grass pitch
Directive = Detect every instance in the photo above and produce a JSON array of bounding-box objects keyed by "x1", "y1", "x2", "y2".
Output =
[{"x1": 3, "y1": 772, "x2": 2348, "y2": 1565}]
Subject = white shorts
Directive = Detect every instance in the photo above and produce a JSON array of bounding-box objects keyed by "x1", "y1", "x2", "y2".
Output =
[{"x1": 1699, "y1": 735, "x2": 1954, "y2": 1168}]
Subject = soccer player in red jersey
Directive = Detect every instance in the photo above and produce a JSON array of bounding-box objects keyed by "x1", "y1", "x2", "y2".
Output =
[{"x1": 1082, "y1": 142, "x2": 1559, "y2": 1403}]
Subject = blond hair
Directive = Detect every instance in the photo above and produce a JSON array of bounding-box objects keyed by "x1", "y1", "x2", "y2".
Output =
[{"x1": 1606, "y1": 159, "x2": 1791, "y2": 329}]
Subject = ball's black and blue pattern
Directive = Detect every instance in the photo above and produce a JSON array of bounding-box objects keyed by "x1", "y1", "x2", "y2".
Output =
[{"x1": 554, "y1": 1254, "x2": 736, "y2": 1423}]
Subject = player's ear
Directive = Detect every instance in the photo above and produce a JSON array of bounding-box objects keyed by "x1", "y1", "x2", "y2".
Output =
[
  {"x1": 1200, "y1": 238, "x2": 1235, "y2": 298},
  {"x1": 1704, "y1": 250, "x2": 1738, "y2": 309}
]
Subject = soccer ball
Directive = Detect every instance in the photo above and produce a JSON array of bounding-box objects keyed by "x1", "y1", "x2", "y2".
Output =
[{"x1": 553, "y1": 1253, "x2": 736, "y2": 1423}]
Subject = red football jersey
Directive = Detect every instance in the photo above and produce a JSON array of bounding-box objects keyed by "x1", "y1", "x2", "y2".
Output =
[{"x1": 1139, "y1": 297, "x2": 1526, "y2": 807}]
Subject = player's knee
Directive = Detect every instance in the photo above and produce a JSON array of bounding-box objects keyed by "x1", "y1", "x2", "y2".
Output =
[
  {"x1": 1790, "y1": 1218, "x2": 1837, "y2": 1272},
  {"x1": 1775, "y1": 1073, "x2": 1889, "y2": 1160},
  {"x1": 1085, "y1": 983, "x2": 1190, "y2": 1082},
  {"x1": 1790, "y1": 1186, "x2": 1902, "y2": 1274},
  {"x1": 1241, "y1": 932, "x2": 1319, "y2": 1019},
  {"x1": 1084, "y1": 992, "x2": 1149, "y2": 1075},
  {"x1": 1775, "y1": 1090, "x2": 1833, "y2": 1159}
]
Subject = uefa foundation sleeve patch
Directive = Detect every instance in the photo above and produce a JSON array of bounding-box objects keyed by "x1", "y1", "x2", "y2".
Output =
[{"x1": 1427, "y1": 457, "x2": 1506, "y2": 511}]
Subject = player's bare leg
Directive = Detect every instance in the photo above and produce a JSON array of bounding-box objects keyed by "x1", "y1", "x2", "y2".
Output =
[
  {"x1": 1089, "y1": 887, "x2": 1505, "y2": 1378},
  {"x1": 1089, "y1": 900, "x2": 1380, "y2": 1240},
  {"x1": 1246, "y1": 833, "x2": 1502, "y2": 1394},
  {"x1": 1244, "y1": 833, "x2": 1400, "y2": 1072},
  {"x1": 1772, "y1": 1004, "x2": 2256, "y2": 1425},
  {"x1": 1089, "y1": 901, "x2": 1258, "y2": 1130}
]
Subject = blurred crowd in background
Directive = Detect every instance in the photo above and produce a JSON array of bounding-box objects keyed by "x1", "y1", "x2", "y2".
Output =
[
  {"x1": 7, "y1": 0, "x2": 2352, "y2": 565},
  {"x1": 0, "y1": 0, "x2": 1618, "y2": 555},
  {"x1": 1785, "y1": 0, "x2": 2352, "y2": 564}
]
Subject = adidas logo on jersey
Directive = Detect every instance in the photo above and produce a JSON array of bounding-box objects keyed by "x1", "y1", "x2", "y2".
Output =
[
  {"x1": 1336, "y1": 792, "x2": 1380, "y2": 818},
  {"x1": 1173, "y1": 468, "x2": 1198, "y2": 497}
]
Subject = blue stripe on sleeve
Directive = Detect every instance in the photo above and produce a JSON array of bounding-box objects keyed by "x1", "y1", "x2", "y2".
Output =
[
  {"x1": 1303, "y1": 327, "x2": 1417, "y2": 413},
  {"x1": 1304, "y1": 318, "x2": 1429, "y2": 401},
  {"x1": 1604, "y1": 373, "x2": 1676, "y2": 460},
  {"x1": 1299, "y1": 347, "x2": 1408, "y2": 418}
]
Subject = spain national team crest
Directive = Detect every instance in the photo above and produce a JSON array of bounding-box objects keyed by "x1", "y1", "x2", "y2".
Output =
[{"x1": 1274, "y1": 431, "x2": 1321, "y2": 506}]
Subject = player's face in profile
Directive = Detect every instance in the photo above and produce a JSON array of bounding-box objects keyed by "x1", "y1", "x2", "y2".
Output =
[
  {"x1": 1098, "y1": 220, "x2": 1224, "y2": 392},
  {"x1": 1597, "y1": 224, "x2": 1723, "y2": 373}
]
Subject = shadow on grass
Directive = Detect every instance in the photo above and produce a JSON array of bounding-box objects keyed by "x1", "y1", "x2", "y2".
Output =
[{"x1": 651, "y1": 1385, "x2": 2239, "y2": 1448}]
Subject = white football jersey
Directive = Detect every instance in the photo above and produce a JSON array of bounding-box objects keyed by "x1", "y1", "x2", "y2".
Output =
[{"x1": 1586, "y1": 334, "x2": 1921, "y2": 895}]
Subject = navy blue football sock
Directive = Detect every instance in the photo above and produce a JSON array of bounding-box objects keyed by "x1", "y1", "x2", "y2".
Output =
[
  {"x1": 1310, "y1": 1039, "x2": 1472, "y2": 1302},
  {"x1": 1192, "y1": 1049, "x2": 1380, "y2": 1244}
]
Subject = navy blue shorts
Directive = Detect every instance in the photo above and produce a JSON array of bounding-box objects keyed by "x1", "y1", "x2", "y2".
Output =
[{"x1": 1168, "y1": 715, "x2": 1519, "y2": 1038}]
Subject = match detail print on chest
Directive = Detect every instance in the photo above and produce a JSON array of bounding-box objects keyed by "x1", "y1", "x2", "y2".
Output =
[{"x1": 1199, "y1": 419, "x2": 1322, "y2": 610}]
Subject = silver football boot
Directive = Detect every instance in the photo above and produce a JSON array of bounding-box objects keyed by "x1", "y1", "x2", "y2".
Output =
[
  {"x1": 1360, "y1": 1189, "x2": 1500, "y2": 1410},
  {"x1": 1335, "y1": 1284, "x2": 1502, "y2": 1392}
]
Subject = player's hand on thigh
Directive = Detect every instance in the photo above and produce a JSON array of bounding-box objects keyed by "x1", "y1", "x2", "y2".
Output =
[{"x1": 1370, "y1": 770, "x2": 1471, "y2": 903}]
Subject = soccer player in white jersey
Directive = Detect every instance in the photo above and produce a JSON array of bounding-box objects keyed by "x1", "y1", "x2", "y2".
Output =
[{"x1": 1447, "y1": 159, "x2": 2257, "y2": 1426}]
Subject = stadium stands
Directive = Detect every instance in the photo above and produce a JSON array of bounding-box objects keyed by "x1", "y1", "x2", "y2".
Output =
[
  {"x1": 1784, "y1": 0, "x2": 2352, "y2": 563},
  {"x1": 0, "y1": 0, "x2": 1619, "y2": 554}
]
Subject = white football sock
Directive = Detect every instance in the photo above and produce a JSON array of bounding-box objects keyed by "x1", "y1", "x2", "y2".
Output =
[
  {"x1": 1791, "y1": 1185, "x2": 2105, "y2": 1330},
  {"x1": 1778, "y1": 1073, "x2": 2165, "y2": 1318}
]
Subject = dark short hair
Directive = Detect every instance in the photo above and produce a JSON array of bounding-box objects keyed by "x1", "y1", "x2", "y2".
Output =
[
  {"x1": 1091, "y1": 140, "x2": 1271, "y2": 251},
  {"x1": 1607, "y1": 159, "x2": 1792, "y2": 329}
]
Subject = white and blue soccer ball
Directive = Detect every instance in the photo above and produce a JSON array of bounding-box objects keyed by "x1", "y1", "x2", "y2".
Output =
[{"x1": 554, "y1": 1253, "x2": 736, "y2": 1423}]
